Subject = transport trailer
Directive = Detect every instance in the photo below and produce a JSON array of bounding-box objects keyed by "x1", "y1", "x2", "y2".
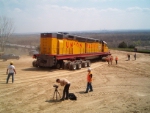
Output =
[
  {"x1": 32, "y1": 32, "x2": 111, "y2": 70},
  {"x1": 33, "y1": 52, "x2": 110, "y2": 70}
]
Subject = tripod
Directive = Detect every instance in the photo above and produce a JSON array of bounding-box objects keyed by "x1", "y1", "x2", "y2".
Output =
[{"x1": 53, "y1": 87, "x2": 61, "y2": 100}]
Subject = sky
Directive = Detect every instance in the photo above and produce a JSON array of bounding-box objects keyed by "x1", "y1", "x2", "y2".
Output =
[{"x1": 0, "y1": 0, "x2": 150, "y2": 33}]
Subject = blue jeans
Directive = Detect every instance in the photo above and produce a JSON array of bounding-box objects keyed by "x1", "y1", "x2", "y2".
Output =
[
  {"x1": 6, "y1": 73, "x2": 14, "y2": 83},
  {"x1": 86, "y1": 82, "x2": 93, "y2": 92}
]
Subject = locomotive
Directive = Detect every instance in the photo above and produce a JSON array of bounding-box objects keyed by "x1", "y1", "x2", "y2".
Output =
[{"x1": 32, "y1": 32, "x2": 110, "y2": 70}]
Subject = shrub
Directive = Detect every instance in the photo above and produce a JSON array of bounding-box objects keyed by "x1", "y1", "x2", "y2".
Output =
[
  {"x1": 128, "y1": 45, "x2": 135, "y2": 48},
  {"x1": 118, "y1": 41, "x2": 127, "y2": 48}
]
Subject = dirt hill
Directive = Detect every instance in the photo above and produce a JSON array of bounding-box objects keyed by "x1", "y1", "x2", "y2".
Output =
[{"x1": 0, "y1": 50, "x2": 150, "y2": 113}]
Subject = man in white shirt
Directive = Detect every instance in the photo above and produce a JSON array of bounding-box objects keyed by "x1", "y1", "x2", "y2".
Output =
[
  {"x1": 56, "y1": 78, "x2": 70, "y2": 101},
  {"x1": 6, "y1": 61, "x2": 16, "y2": 83}
]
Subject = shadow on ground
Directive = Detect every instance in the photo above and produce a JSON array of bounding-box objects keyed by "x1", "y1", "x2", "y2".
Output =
[
  {"x1": 22, "y1": 67, "x2": 59, "y2": 72},
  {"x1": 45, "y1": 99, "x2": 62, "y2": 103}
]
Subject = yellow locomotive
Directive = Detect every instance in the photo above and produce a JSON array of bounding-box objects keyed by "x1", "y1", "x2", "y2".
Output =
[{"x1": 33, "y1": 32, "x2": 110, "y2": 70}]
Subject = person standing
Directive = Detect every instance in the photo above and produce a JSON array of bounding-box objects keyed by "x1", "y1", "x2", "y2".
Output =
[
  {"x1": 6, "y1": 61, "x2": 16, "y2": 84},
  {"x1": 85, "y1": 68, "x2": 93, "y2": 93},
  {"x1": 134, "y1": 53, "x2": 136, "y2": 60},
  {"x1": 127, "y1": 54, "x2": 130, "y2": 60},
  {"x1": 56, "y1": 78, "x2": 71, "y2": 101},
  {"x1": 106, "y1": 55, "x2": 110, "y2": 65},
  {"x1": 110, "y1": 55, "x2": 113, "y2": 65},
  {"x1": 115, "y1": 56, "x2": 118, "y2": 64}
]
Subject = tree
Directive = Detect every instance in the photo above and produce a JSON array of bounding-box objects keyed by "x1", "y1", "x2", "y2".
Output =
[
  {"x1": 118, "y1": 41, "x2": 127, "y2": 48},
  {"x1": 128, "y1": 44, "x2": 135, "y2": 48},
  {"x1": 0, "y1": 16, "x2": 14, "y2": 51}
]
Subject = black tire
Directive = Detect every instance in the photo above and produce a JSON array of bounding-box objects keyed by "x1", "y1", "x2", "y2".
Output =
[
  {"x1": 76, "y1": 63, "x2": 81, "y2": 69},
  {"x1": 82, "y1": 62, "x2": 87, "y2": 68},
  {"x1": 72, "y1": 64, "x2": 77, "y2": 70},
  {"x1": 70, "y1": 63, "x2": 76, "y2": 70},
  {"x1": 56, "y1": 63, "x2": 61, "y2": 69},
  {"x1": 62, "y1": 62, "x2": 68, "y2": 69},
  {"x1": 87, "y1": 60, "x2": 91, "y2": 67},
  {"x1": 55, "y1": 60, "x2": 63, "y2": 69}
]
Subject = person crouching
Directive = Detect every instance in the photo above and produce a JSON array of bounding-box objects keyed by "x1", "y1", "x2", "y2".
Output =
[{"x1": 56, "y1": 78, "x2": 71, "y2": 101}]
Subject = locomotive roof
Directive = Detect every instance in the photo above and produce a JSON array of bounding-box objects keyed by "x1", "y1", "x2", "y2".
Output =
[{"x1": 41, "y1": 32, "x2": 100, "y2": 42}]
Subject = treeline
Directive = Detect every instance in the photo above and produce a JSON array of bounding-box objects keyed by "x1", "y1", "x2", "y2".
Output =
[
  {"x1": 8, "y1": 31, "x2": 150, "y2": 49},
  {"x1": 8, "y1": 34, "x2": 40, "y2": 46},
  {"x1": 76, "y1": 31, "x2": 150, "y2": 48}
]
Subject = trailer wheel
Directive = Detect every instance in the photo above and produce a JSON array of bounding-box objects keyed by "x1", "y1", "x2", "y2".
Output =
[
  {"x1": 62, "y1": 62, "x2": 69, "y2": 69},
  {"x1": 56, "y1": 63, "x2": 61, "y2": 69},
  {"x1": 82, "y1": 62, "x2": 87, "y2": 68},
  {"x1": 70, "y1": 63, "x2": 76, "y2": 70},
  {"x1": 76, "y1": 63, "x2": 81, "y2": 69},
  {"x1": 87, "y1": 61, "x2": 91, "y2": 67},
  {"x1": 62, "y1": 62, "x2": 66, "y2": 69}
]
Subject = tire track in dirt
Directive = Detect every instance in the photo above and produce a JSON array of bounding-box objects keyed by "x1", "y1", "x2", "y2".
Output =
[
  {"x1": 0, "y1": 61, "x2": 106, "y2": 98},
  {"x1": 2, "y1": 61, "x2": 106, "y2": 84}
]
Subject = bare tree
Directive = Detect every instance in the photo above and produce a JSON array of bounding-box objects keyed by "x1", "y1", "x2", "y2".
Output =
[{"x1": 0, "y1": 16, "x2": 14, "y2": 52}]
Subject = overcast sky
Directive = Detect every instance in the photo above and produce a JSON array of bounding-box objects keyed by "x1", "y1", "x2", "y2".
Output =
[{"x1": 0, "y1": 0, "x2": 150, "y2": 33}]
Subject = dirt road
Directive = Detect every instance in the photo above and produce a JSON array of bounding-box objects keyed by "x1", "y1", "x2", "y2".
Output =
[{"x1": 0, "y1": 50, "x2": 150, "y2": 113}]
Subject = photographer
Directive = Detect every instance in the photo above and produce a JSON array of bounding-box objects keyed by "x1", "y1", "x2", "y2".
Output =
[{"x1": 56, "y1": 78, "x2": 70, "y2": 101}]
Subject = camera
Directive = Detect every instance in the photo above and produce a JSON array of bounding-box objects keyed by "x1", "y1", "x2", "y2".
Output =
[{"x1": 53, "y1": 84, "x2": 58, "y2": 88}]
